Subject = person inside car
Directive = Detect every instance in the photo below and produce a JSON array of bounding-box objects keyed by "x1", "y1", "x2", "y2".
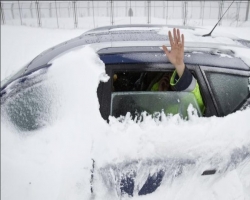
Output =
[
  {"x1": 151, "y1": 28, "x2": 205, "y2": 113},
  {"x1": 113, "y1": 28, "x2": 205, "y2": 115}
]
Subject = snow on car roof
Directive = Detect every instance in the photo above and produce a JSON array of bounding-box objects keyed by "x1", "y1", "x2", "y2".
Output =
[
  {"x1": 84, "y1": 24, "x2": 197, "y2": 34},
  {"x1": 27, "y1": 29, "x2": 250, "y2": 70},
  {"x1": 2, "y1": 26, "x2": 250, "y2": 91}
]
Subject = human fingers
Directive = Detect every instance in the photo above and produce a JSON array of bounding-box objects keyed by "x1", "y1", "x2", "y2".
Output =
[
  {"x1": 168, "y1": 31, "x2": 174, "y2": 46},
  {"x1": 177, "y1": 29, "x2": 181, "y2": 43},
  {"x1": 162, "y1": 45, "x2": 170, "y2": 57},
  {"x1": 181, "y1": 34, "x2": 184, "y2": 48},
  {"x1": 173, "y1": 28, "x2": 178, "y2": 44}
]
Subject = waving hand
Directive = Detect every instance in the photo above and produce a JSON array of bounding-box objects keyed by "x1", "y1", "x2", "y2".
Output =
[{"x1": 162, "y1": 28, "x2": 185, "y2": 77}]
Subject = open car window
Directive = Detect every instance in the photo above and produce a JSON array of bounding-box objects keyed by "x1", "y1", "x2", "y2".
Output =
[
  {"x1": 110, "y1": 71, "x2": 202, "y2": 119},
  {"x1": 113, "y1": 71, "x2": 173, "y2": 92}
]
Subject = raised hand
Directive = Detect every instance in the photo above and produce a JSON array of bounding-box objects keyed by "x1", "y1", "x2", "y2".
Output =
[{"x1": 162, "y1": 28, "x2": 185, "y2": 77}]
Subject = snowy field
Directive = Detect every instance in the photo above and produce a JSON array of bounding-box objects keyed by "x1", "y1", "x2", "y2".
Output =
[{"x1": 1, "y1": 20, "x2": 250, "y2": 200}]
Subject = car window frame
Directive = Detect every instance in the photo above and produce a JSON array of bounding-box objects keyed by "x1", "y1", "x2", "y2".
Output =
[
  {"x1": 186, "y1": 64, "x2": 218, "y2": 117},
  {"x1": 98, "y1": 63, "x2": 213, "y2": 121},
  {"x1": 200, "y1": 65, "x2": 250, "y2": 116},
  {"x1": 99, "y1": 63, "x2": 174, "y2": 121}
]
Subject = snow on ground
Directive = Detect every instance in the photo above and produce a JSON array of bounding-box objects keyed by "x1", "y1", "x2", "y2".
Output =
[{"x1": 1, "y1": 22, "x2": 250, "y2": 200}]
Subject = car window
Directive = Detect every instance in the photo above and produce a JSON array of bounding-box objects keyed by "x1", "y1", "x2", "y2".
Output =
[
  {"x1": 113, "y1": 71, "x2": 173, "y2": 92},
  {"x1": 1, "y1": 71, "x2": 53, "y2": 132},
  {"x1": 111, "y1": 71, "x2": 202, "y2": 119},
  {"x1": 111, "y1": 91, "x2": 202, "y2": 119},
  {"x1": 205, "y1": 72, "x2": 250, "y2": 115}
]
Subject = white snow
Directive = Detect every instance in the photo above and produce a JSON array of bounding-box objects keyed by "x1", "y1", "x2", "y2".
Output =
[
  {"x1": 1, "y1": 23, "x2": 250, "y2": 200},
  {"x1": 0, "y1": 25, "x2": 86, "y2": 81}
]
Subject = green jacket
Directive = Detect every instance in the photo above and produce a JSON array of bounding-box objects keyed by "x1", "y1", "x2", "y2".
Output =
[{"x1": 151, "y1": 67, "x2": 205, "y2": 114}]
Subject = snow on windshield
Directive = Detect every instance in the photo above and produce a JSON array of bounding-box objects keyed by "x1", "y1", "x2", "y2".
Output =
[{"x1": 1, "y1": 42, "x2": 250, "y2": 200}]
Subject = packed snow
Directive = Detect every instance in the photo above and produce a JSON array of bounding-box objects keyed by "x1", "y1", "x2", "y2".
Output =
[{"x1": 1, "y1": 23, "x2": 250, "y2": 200}]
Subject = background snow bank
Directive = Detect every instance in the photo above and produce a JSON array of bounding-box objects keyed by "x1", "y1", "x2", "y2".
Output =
[
  {"x1": 1, "y1": 25, "x2": 250, "y2": 200},
  {"x1": 0, "y1": 25, "x2": 86, "y2": 81}
]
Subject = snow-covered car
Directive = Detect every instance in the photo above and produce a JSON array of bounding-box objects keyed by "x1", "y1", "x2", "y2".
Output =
[
  {"x1": 1, "y1": 24, "x2": 250, "y2": 198},
  {"x1": 1, "y1": 25, "x2": 250, "y2": 128}
]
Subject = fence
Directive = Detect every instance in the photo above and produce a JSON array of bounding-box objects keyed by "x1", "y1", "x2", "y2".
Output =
[{"x1": 1, "y1": 1, "x2": 250, "y2": 29}]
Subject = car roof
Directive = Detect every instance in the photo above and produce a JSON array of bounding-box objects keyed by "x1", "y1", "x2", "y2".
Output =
[
  {"x1": 98, "y1": 49, "x2": 249, "y2": 71},
  {"x1": 22, "y1": 27, "x2": 250, "y2": 71},
  {"x1": 84, "y1": 24, "x2": 198, "y2": 34}
]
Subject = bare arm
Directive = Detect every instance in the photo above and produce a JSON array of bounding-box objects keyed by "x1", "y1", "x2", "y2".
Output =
[{"x1": 162, "y1": 28, "x2": 185, "y2": 77}]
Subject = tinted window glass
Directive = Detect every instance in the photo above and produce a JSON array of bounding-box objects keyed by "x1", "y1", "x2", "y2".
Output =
[
  {"x1": 206, "y1": 72, "x2": 250, "y2": 115},
  {"x1": 113, "y1": 71, "x2": 173, "y2": 92}
]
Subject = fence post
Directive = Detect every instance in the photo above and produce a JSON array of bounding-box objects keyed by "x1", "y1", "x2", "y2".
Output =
[
  {"x1": 147, "y1": 1, "x2": 149, "y2": 24},
  {"x1": 106, "y1": 1, "x2": 109, "y2": 17},
  {"x1": 110, "y1": 0, "x2": 114, "y2": 25},
  {"x1": 30, "y1": 2, "x2": 33, "y2": 18},
  {"x1": 183, "y1": 1, "x2": 187, "y2": 26},
  {"x1": 18, "y1": 0, "x2": 23, "y2": 25},
  {"x1": 218, "y1": 1, "x2": 223, "y2": 26},
  {"x1": 55, "y1": 1, "x2": 59, "y2": 28},
  {"x1": 153, "y1": 1, "x2": 155, "y2": 18},
  {"x1": 35, "y1": 0, "x2": 41, "y2": 27},
  {"x1": 246, "y1": 0, "x2": 250, "y2": 21},
  {"x1": 126, "y1": 1, "x2": 127, "y2": 17},
  {"x1": 129, "y1": 0, "x2": 131, "y2": 24},
  {"x1": 11, "y1": 3, "x2": 14, "y2": 19},
  {"x1": 68, "y1": 2, "x2": 70, "y2": 17},
  {"x1": 88, "y1": 1, "x2": 90, "y2": 16},
  {"x1": 0, "y1": 2, "x2": 5, "y2": 24},
  {"x1": 166, "y1": 0, "x2": 168, "y2": 24},
  {"x1": 92, "y1": 0, "x2": 95, "y2": 28},
  {"x1": 201, "y1": 1, "x2": 205, "y2": 26},
  {"x1": 209, "y1": 1, "x2": 211, "y2": 19},
  {"x1": 72, "y1": 1, "x2": 78, "y2": 28},
  {"x1": 58, "y1": 1, "x2": 61, "y2": 18},
  {"x1": 147, "y1": 1, "x2": 151, "y2": 24},
  {"x1": 135, "y1": 1, "x2": 136, "y2": 16},
  {"x1": 163, "y1": 1, "x2": 165, "y2": 19},
  {"x1": 49, "y1": 2, "x2": 51, "y2": 18},
  {"x1": 236, "y1": 2, "x2": 240, "y2": 26}
]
